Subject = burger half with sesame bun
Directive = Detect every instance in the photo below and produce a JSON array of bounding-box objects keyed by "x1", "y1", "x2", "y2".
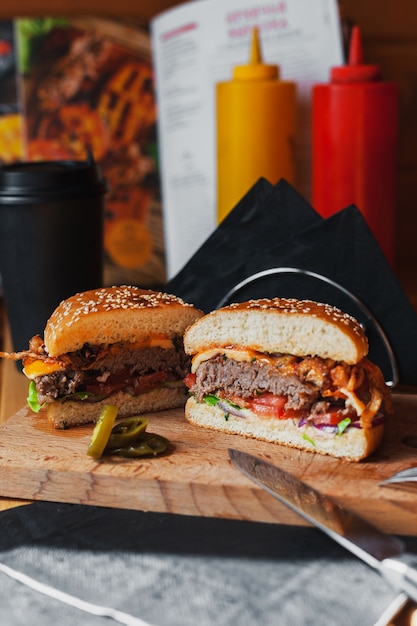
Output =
[
  {"x1": 8, "y1": 286, "x2": 203, "y2": 429},
  {"x1": 183, "y1": 298, "x2": 392, "y2": 461}
]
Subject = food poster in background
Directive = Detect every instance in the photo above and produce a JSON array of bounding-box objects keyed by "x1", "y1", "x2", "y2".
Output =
[
  {"x1": 10, "y1": 17, "x2": 166, "y2": 288},
  {"x1": 0, "y1": 21, "x2": 24, "y2": 165}
]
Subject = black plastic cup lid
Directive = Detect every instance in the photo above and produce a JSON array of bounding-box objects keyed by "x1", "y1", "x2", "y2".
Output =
[{"x1": 0, "y1": 158, "x2": 108, "y2": 202}]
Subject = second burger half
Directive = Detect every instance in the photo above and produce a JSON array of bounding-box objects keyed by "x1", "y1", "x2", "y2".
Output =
[{"x1": 183, "y1": 297, "x2": 392, "y2": 461}]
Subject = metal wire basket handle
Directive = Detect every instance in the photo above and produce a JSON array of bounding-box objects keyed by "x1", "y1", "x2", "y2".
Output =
[{"x1": 216, "y1": 266, "x2": 399, "y2": 387}]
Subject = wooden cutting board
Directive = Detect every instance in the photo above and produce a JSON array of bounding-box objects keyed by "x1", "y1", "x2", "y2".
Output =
[{"x1": 0, "y1": 394, "x2": 416, "y2": 536}]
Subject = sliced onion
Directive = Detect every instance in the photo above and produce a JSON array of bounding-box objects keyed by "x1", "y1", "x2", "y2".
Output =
[
  {"x1": 313, "y1": 423, "x2": 338, "y2": 433},
  {"x1": 218, "y1": 400, "x2": 247, "y2": 419},
  {"x1": 217, "y1": 400, "x2": 384, "y2": 432}
]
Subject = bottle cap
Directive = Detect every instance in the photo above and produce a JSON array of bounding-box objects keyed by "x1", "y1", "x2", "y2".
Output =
[
  {"x1": 331, "y1": 25, "x2": 380, "y2": 83},
  {"x1": 233, "y1": 27, "x2": 279, "y2": 81}
]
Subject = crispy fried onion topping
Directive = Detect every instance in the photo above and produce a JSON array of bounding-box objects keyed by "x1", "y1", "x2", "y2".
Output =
[
  {"x1": 0, "y1": 334, "x2": 67, "y2": 368},
  {"x1": 320, "y1": 358, "x2": 392, "y2": 428},
  {"x1": 0, "y1": 334, "x2": 46, "y2": 361}
]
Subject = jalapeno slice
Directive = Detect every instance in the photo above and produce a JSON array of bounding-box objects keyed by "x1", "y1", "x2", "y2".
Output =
[
  {"x1": 87, "y1": 404, "x2": 118, "y2": 458},
  {"x1": 108, "y1": 433, "x2": 169, "y2": 458},
  {"x1": 107, "y1": 417, "x2": 149, "y2": 448}
]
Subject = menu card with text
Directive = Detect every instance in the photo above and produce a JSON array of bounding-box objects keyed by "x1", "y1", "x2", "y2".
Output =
[{"x1": 151, "y1": 0, "x2": 344, "y2": 278}]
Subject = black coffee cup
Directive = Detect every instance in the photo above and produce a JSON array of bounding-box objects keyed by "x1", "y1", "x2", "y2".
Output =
[{"x1": 0, "y1": 158, "x2": 108, "y2": 352}]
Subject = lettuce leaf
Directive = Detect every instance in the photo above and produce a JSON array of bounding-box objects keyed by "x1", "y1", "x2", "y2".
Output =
[
  {"x1": 27, "y1": 381, "x2": 43, "y2": 413},
  {"x1": 27, "y1": 381, "x2": 101, "y2": 414},
  {"x1": 203, "y1": 394, "x2": 220, "y2": 406}
]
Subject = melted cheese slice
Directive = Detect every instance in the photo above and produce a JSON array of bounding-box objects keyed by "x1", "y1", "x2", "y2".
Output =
[
  {"x1": 118, "y1": 335, "x2": 174, "y2": 351},
  {"x1": 24, "y1": 334, "x2": 175, "y2": 379},
  {"x1": 23, "y1": 359, "x2": 66, "y2": 379},
  {"x1": 191, "y1": 347, "x2": 274, "y2": 373},
  {"x1": 147, "y1": 336, "x2": 174, "y2": 349}
]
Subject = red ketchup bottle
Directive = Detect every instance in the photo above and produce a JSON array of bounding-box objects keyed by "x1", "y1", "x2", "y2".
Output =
[{"x1": 312, "y1": 25, "x2": 399, "y2": 265}]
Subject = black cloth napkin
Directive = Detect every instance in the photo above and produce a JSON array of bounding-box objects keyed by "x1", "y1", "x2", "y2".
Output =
[
  {"x1": 166, "y1": 179, "x2": 417, "y2": 386},
  {"x1": 0, "y1": 501, "x2": 412, "y2": 626},
  {"x1": 167, "y1": 178, "x2": 321, "y2": 313}
]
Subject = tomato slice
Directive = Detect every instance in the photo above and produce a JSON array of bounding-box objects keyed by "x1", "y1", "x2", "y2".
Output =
[
  {"x1": 312, "y1": 407, "x2": 356, "y2": 426},
  {"x1": 312, "y1": 411, "x2": 342, "y2": 426},
  {"x1": 183, "y1": 373, "x2": 196, "y2": 389},
  {"x1": 247, "y1": 393, "x2": 306, "y2": 419},
  {"x1": 86, "y1": 370, "x2": 168, "y2": 397},
  {"x1": 132, "y1": 371, "x2": 167, "y2": 394},
  {"x1": 248, "y1": 393, "x2": 287, "y2": 419}
]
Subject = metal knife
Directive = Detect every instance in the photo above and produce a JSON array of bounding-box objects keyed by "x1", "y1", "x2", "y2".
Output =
[
  {"x1": 228, "y1": 448, "x2": 417, "y2": 603},
  {"x1": 380, "y1": 466, "x2": 417, "y2": 492}
]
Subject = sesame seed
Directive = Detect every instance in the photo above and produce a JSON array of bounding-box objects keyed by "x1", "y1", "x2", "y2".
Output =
[
  {"x1": 46, "y1": 285, "x2": 194, "y2": 335},
  {"x1": 222, "y1": 297, "x2": 361, "y2": 332}
]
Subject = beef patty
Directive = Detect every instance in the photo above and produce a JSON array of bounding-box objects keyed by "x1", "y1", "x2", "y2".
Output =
[
  {"x1": 190, "y1": 354, "x2": 331, "y2": 411},
  {"x1": 35, "y1": 344, "x2": 191, "y2": 403}
]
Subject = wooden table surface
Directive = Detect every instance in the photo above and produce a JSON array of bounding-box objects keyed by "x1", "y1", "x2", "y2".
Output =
[{"x1": 0, "y1": 308, "x2": 32, "y2": 511}]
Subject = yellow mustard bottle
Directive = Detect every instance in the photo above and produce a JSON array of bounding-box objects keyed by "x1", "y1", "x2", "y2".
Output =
[{"x1": 216, "y1": 27, "x2": 296, "y2": 222}]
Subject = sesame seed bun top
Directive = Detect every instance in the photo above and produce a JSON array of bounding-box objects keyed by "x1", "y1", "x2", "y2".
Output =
[
  {"x1": 44, "y1": 285, "x2": 204, "y2": 357},
  {"x1": 183, "y1": 297, "x2": 368, "y2": 364}
]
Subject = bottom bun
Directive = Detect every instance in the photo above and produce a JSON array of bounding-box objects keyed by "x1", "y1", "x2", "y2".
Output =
[
  {"x1": 47, "y1": 386, "x2": 187, "y2": 429},
  {"x1": 185, "y1": 396, "x2": 384, "y2": 462}
]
